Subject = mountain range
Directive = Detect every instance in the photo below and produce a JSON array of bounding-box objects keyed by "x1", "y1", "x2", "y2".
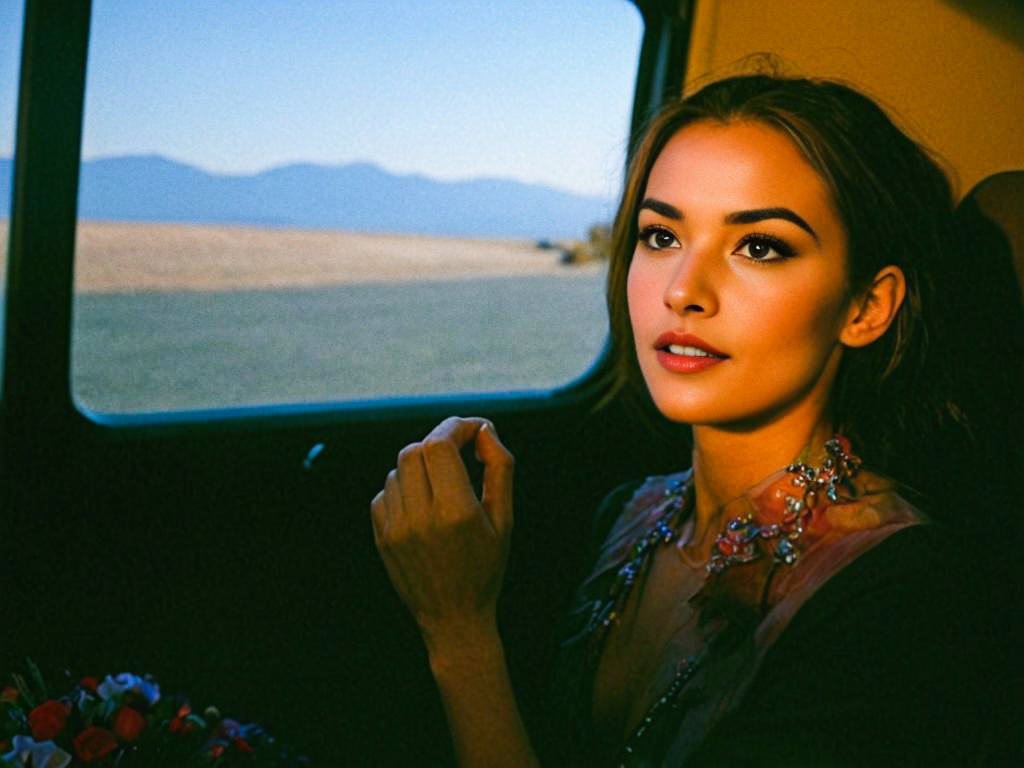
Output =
[{"x1": 0, "y1": 155, "x2": 613, "y2": 239}]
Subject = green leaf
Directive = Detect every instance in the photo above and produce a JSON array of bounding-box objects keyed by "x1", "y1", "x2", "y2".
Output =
[
  {"x1": 99, "y1": 697, "x2": 118, "y2": 723},
  {"x1": 11, "y1": 673, "x2": 35, "y2": 710},
  {"x1": 26, "y1": 660, "x2": 47, "y2": 701}
]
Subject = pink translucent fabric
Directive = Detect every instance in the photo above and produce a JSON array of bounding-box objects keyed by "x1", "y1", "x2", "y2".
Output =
[{"x1": 582, "y1": 459, "x2": 922, "y2": 761}]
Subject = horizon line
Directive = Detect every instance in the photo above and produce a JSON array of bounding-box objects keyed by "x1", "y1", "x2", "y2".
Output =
[{"x1": 0, "y1": 152, "x2": 614, "y2": 200}]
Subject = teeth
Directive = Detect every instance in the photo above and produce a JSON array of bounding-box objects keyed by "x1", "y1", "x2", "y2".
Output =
[{"x1": 668, "y1": 344, "x2": 716, "y2": 357}]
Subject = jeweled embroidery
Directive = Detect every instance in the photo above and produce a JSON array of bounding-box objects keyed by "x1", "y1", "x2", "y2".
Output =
[
  {"x1": 583, "y1": 475, "x2": 689, "y2": 652},
  {"x1": 706, "y1": 436, "x2": 861, "y2": 573}
]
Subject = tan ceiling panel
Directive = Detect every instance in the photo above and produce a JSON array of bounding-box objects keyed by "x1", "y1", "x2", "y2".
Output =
[{"x1": 685, "y1": 0, "x2": 1024, "y2": 197}]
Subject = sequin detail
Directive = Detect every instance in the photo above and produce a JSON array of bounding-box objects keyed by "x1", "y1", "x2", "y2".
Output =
[
  {"x1": 583, "y1": 476, "x2": 689, "y2": 654},
  {"x1": 617, "y1": 654, "x2": 702, "y2": 767},
  {"x1": 706, "y1": 436, "x2": 861, "y2": 574}
]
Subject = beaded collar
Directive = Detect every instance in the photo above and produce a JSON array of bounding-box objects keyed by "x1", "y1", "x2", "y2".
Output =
[
  {"x1": 705, "y1": 436, "x2": 862, "y2": 574},
  {"x1": 579, "y1": 437, "x2": 863, "y2": 766}
]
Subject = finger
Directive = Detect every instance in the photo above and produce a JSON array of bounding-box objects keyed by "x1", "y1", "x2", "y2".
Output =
[
  {"x1": 396, "y1": 442, "x2": 432, "y2": 514},
  {"x1": 382, "y1": 468, "x2": 404, "y2": 531},
  {"x1": 476, "y1": 422, "x2": 515, "y2": 534},
  {"x1": 424, "y1": 416, "x2": 489, "y2": 450},
  {"x1": 420, "y1": 417, "x2": 486, "y2": 508},
  {"x1": 370, "y1": 490, "x2": 388, "y2": 545}
]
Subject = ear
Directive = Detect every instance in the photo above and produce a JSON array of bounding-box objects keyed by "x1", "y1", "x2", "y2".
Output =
[{"x1": 839, "y1": 265, "x2": 907, "y2": 348}]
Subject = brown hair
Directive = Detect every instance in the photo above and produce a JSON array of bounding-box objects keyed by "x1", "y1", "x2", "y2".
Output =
[{"x1": 605, "y1": 74, "x2": 964, "y2": 473}]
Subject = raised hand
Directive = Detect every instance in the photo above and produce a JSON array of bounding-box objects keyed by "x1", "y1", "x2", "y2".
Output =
[{"x1": 370, "y1": 416, "x2": 515, "y2": 649}]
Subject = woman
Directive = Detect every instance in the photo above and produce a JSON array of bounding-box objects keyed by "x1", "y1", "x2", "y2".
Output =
[{"x1": 370, "y1": 75, "x2": 1007, "y2": 766}]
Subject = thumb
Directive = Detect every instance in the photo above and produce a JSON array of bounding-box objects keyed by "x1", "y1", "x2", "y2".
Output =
[{"x1": 475, "y1": 422, "x2": 514, "y2": 534}]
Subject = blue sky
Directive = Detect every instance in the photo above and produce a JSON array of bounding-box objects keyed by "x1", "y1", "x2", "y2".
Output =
[{"x1": 0, "y1": 1, "x2": 643, "y2": 198}]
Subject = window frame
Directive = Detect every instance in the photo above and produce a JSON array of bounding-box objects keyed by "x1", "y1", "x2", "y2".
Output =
[{"x1": 1, "y1": 0, "x2": 694, "y2": 446}]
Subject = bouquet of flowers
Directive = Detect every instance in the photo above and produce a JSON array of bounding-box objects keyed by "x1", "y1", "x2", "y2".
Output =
[{"x1": 0, "y1": 662, "x2": 307, "y2": 766}]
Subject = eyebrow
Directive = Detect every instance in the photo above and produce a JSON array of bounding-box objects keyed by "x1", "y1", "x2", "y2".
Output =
[
  {"x1": 726, "y1": 207, "x2": 819, "y2": 243},
  {"x1": 639, "y1": 198, "x2": 683, "y2": 219},
  {"x1": 639, "y1": 198, "x2": 820, "y2": 244}
]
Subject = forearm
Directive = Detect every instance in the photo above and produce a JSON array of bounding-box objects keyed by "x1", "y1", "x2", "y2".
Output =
[{"x1": 426, "y1": 621, "x2": 540, "y2": 768}]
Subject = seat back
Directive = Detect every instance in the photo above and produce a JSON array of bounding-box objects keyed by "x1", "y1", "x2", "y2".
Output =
[
  {"x1": 953, "y1": 170, "x2": 1024, "y2": 765},
  {"x1": 947, "y1": 170, "x2": 1023, "y2": 512},
  {"x1": 964, "y1": 170, "x2": 1024, "y2": 299}
]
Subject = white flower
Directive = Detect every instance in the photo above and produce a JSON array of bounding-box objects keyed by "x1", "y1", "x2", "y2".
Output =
[
  {"x1": 72, "y1": 685, "x2": 95, "y2": 710},
  {"x1": 2, "y1": 735, "x2": 71, "y2": 768},
  {"x1": 96, "y1": 672, "x2": 161, "y2": 705}
]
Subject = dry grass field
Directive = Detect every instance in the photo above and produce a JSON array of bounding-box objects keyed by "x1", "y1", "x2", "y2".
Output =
[{"x1": 1, "y1": 220, "x2": 598, "y2": 292}]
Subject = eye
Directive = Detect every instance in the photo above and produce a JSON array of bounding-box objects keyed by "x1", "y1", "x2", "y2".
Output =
[
  {"x1": 638, "y1": 226, "x2": 680, "y2": 250},
  {"x1": 733, "y1": 233, "x2": 796, "y2": 262}
]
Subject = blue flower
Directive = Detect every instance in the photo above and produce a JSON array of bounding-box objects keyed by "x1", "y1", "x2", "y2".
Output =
[
  {"x1": 96, "y1": 673, "x2": 161, "y2": 705},
  {"x1": 2, "y1": 735, "x2": 71, "y2": 768}
]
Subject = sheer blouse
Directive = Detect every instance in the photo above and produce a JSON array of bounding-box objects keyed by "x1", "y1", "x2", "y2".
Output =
[{"x1": 548, "y1": 446, "x2": 1008, "y2": 766}]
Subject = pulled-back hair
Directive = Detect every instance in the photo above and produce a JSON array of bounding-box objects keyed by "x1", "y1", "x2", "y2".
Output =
[{"x1": 605, "y1": 73, "x2": 966, "y2": 478}]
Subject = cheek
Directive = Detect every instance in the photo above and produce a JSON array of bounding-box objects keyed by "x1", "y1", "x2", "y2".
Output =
[
  {"x1": 739, "y1": 277, "x2": 849, "y2": 369},
  {"x1": 626, "y1": 255, "x2": 659, "y2": 335},
  {"x1": 790, "y1": 281, "x2": 849, "y2": 344}
]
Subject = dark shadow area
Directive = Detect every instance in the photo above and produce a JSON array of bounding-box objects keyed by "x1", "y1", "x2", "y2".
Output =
[
  {"x1": 946, "y1": 0, "x2": 1024, "y2": 52},
  {"x1": 0, "y1": 392, "x2": 691, "y2": 765}
]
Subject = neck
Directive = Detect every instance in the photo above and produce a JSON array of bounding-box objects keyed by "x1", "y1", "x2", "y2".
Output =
[{"x1": 687, "y1": 416, "x2": 834, "y2": 556}]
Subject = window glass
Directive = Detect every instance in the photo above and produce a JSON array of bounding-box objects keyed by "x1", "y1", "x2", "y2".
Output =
[
  {"x1": 0, "y1": 2, "x2": 25, "y2": 388},
  {"x1": 71, "y1": 1, "x2": 643, "y2": 413}
]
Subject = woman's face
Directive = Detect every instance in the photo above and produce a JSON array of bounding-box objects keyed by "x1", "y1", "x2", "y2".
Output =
[{"x1": 627, "y1": 119, "x2": 852, "y2": 428}]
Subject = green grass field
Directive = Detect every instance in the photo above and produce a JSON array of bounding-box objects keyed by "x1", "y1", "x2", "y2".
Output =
[{"x1": 69, "y1": 273, "x2": 608, "y2": 413}]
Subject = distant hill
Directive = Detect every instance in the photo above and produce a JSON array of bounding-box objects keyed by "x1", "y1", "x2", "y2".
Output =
[{"x1": 0, "y1": 155, "x2": 612, "y2": 239}]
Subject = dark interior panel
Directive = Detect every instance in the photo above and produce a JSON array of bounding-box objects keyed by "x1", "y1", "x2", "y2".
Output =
[{"x1": 1, "y1": 394, "x2": 690, "y2": 763}]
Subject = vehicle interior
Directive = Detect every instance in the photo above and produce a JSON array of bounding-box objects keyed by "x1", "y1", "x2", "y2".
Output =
[{"x1": 2, "y1": 0, "x2": 1022, "y2": 764}]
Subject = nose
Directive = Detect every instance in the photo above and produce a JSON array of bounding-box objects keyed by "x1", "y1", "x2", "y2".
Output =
[{"x1": 663, "y1": 247, "x2": 719, "y2": 316}]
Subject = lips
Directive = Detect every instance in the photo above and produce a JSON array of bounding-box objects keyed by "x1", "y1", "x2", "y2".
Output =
[
  {"x1": 654, "y1": 332, "x2": 728, "y2": 358},
  {"x1": 653, "y1": 332, "x2": 728, "y2": 373}
]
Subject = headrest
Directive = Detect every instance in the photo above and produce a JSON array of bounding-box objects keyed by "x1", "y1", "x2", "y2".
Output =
[{"x1": 958, "y1": 171, "x2": 1024, "y2": 300}]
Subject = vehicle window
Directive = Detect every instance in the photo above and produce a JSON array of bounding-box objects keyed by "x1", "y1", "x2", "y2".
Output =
[
  {"x1": 0, "y1": 1, "x2": 25, "y2": 388},
  {"x1": 68, "y1": 1, "x2": 643, "y2": 413}
]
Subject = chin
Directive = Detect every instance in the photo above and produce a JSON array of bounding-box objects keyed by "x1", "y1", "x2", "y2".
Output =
[
  {"x1": 648, "y1": 395, "x2": 726, "y2": 425},
  {"x1": 645, "y1": 382, "x2": 785, "y2": 429},
  {"x1": 642, "y1": 375, "x2": 728, "y2": 425}
]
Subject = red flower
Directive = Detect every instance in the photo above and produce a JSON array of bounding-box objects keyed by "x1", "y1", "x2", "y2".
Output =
[
  {"x1": 28, "y1": 699, "x2": 71, "y2": 741},
  {"x1": 234, "y1": 737, "x2": 254, "y2": 754},
  {"x1": 74, "y1": 726, "x2": 118, "y2": 763},
  {"x1": 79, "y1": 676, "x2": 99, "y2": 694},
  {"x1": 168, "y1": 702, "x2": 191, "y2": 734},
  {"x1": 112, "y1": 706, "x2": 147, "y2": 742},
  {"x1": 209, "y1": 743, "x2": 226, "y2": 758}
]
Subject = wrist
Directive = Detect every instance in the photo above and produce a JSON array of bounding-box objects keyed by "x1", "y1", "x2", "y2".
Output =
[{"x1": 424, "y1": 617, "x2": 504, "y2": 679}]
